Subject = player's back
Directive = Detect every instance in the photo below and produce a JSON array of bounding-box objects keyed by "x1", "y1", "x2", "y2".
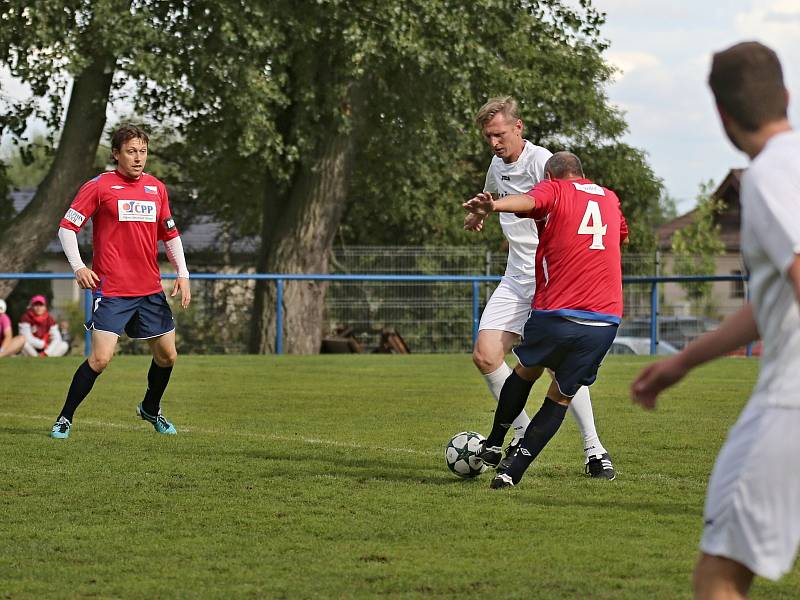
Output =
[
  {"x1": 526, "y1": 178, "x2": 627, "y2": 323},
  {"x1": 741, "y1": 130, "x2": 800, "y2": 406}
]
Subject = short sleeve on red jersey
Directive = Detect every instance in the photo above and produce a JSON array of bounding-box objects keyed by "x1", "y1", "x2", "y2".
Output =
[
  {"x1": 620, "y1": 210, "x2": 629, "y2": 243},
  {"x1": 156, "y1": 182, "x2": 180, "y2": 242},
  {"x1": 59, "y1": 177, "x2": 100, "y2": 231},
  {"x1": 526, "y1": 180, "x2": 559, "y2": 219}
]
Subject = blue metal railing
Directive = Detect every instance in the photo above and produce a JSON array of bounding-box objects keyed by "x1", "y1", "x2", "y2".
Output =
[{"x1": 0, "y1": 272, "x2": 748, "y2": 356}]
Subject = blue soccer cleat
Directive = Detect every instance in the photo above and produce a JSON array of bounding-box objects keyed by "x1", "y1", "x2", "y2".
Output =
[
  {"x1": 50, "y1": 416, "x2": 71, "y2": 439},
  {"x1": 136, "y1": 403, "x2": 177, "y2": 435}
]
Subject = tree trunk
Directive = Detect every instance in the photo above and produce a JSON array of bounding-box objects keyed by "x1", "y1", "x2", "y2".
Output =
[
  {"x1": 249, "y1": 127, "x2": 356, "y2": 354},
  {"x1": 0, "y1": 54, "x2": 115, "y2": 298}
]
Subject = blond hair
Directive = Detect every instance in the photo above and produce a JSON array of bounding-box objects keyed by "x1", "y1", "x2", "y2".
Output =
[{"x1": 475, "y1": 96, "x2": 521, "y2": 129}]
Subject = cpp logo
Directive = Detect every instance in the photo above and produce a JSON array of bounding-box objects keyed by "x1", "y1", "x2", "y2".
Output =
[{"x1": 118, "y1": 199, "x2": 157, "y2": 222}]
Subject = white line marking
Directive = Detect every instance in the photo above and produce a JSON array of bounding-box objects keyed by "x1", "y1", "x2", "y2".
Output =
[{"x1": 0, "y1": 412, "x2": 435, "y2": 456}]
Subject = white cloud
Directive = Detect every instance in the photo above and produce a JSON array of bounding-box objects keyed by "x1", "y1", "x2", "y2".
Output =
[{"x1": 606, "y1": 51, "x2": 661, "y2": 81}]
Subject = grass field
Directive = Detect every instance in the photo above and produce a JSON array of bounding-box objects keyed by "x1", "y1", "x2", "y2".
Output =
[{"x1": 1, "y1": 354, "x2": 798, "y2": 599}]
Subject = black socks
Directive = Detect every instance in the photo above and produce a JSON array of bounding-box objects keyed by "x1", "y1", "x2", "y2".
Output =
[
  {"x1": 58, "y1": 360, "x2": 101, "y2": 422},
  {"x1": 140, "y1": 360, "x2": 173, "y2": 416},
  {"x1": 505, "y1": 397, "x2": 568, "y2": 484},
  {"x1": 485, "y1": 370, "x2": 535, "y2": 448}
]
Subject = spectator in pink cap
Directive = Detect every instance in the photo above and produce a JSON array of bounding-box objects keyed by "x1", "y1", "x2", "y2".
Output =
[
  {"x1": 0, "y1": 299, "x2": 24, "y2": 358},
  {"x1": 19, "y1": 295, "x2": 69, "y2": 357}
]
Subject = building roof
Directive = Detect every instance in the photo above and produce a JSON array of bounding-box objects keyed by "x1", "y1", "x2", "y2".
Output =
[
  {"x1": 10, "y1": 188, "x2": 259, "y2": 262},
  {"x1": 655, "y1": 169, "x2": 743, "y2": 253}
]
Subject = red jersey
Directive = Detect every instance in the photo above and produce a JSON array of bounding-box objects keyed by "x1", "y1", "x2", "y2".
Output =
[
  {"x1": 59, "y1": 170, "x2": 180, "y2": 296},
  {"x1": 524, "y1": 178, "x2": 628, "y2": 323}
]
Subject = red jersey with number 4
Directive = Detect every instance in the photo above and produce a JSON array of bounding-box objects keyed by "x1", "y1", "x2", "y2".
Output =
[
  {"x1": 59, "y1": 170, "x2": 180, "y2": 296},
  {"x1": 524, "y1": 178, "x2": 627, "y2": 323}
]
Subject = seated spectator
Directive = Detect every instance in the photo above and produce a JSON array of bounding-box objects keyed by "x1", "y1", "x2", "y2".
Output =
[
  {"x1": 19, "y1": 295, "x2": 69, "y2": 357},
  {"x1": 59, "y1": 319, "x2": 73, "y2": 352},
  {"x1": 0, "y1": 299, "x2": 25, "y2": 358}
]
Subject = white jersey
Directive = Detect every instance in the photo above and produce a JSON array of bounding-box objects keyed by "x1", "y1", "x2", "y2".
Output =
[
  {"x1": 483, "y1": 141, "x2": 552, "y2": 282},
  {"x1": 740, "y1": 130, "x2": 800, "y2": 408}
]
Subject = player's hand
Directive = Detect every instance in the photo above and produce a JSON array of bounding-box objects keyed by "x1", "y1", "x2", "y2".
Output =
[
  {"x1": 171, "y1": 277, "x2": 191, "y2": 309},
  {"x1": 630, "y1": 356, "x2": 689, "y2": 410},
  {"x1": 464, "y1": 212, "x2": 485, "y2": 232},
  {"x1": 74, "y1": 267, "x2": 100, "y2": 289},
  {"x1": 463, "y1": 192, "x2": 495, "y2": 216}
]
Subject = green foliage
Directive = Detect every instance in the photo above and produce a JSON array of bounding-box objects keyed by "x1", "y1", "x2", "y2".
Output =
[
  {"x1": 4, "y1": 355, "x2": 800, "y2": 598},
  {"x1": 672, "y1": 181, "x2": 726, "y2": 312}
]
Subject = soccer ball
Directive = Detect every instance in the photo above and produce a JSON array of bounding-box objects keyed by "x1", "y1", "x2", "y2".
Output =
[{"x1": 445, "y1": 431, "x2": 488, "y2": 478}]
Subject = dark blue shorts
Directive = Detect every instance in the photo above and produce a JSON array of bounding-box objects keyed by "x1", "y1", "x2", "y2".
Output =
[
  {"x1": 86, "y1": 292, "x2": 175, "y2": 339},
  {"x1": 512, "y1": 314, "x2": 618, "y2": 397}
]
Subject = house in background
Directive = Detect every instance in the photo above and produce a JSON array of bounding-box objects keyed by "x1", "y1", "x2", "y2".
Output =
[{"x1": 655, "y1": 169, "x2": 746, "y2": 318}]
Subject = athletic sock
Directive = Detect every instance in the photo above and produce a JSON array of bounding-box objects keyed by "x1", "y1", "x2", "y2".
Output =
[
  {"x1": 141, "y1": 360, "x2": 173, "y2": 416},
  {"x1": 505, "y1": 397, "x2": 568, "y2": 484},
  {"x1": 483, "y1": 363, "x2": 531, "y2": 441},
  {"x1": 485, "y1": 371, "x2": 535, "y2": 448},
  {"x1": 58, "y1": 360, "x2": 101, "y2": 422},
  {"x1": 568, "y1": 386, "x2": 607, "y2": 460}
]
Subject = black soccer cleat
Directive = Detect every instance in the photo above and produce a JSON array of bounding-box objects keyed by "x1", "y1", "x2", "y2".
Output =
[
  {"x1": 477, "y1": 440, "x2": 503, "y2": 469},
  {"x1": 586, "y1": 453, "x2": 616, "y2": 480},
  {"x1": 490, "y1": 473, "x2": 515, "y2": 489},
  {"x1": 496, "y1": 438, "x2": 521, "y2": 472}
]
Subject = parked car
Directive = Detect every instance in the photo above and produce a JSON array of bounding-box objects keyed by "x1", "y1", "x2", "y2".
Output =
[
  {"x1": 607, "y1": 336, "x2": 679, "y2": 356},
  {"x1": 618, "y1": 316, "x2": 720, "y2": 350}
]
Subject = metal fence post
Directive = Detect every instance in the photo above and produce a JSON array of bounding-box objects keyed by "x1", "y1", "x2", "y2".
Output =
[
  {"x1": 472, "y1": 280, "x2": 480, "y2": 347},
  {"x1": 649, "y1": 281, "x2": 659, "y2": 356},
  {"x1": 276, "y1": 279, "x2": 284, "y2": 355}
]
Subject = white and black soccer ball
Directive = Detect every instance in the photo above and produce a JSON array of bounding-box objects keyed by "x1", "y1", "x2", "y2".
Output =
[{"x1": 445, "y1": 431, "x2": 488, "y2": 478}]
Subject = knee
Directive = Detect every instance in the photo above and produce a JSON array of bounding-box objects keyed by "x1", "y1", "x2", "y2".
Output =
[
  {"x1": 89, "y1": 354, "x2": 112, "y2": 372},
  {"x1": 472, "y1": 347, "x2": 499, "y2": 373},
  {"x1": 155, "y1": 350, "x2": 177, "y2": 368}
]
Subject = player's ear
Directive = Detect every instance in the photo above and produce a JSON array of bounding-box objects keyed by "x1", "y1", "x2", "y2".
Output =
[{"x1": 544, "y1": 169, "x2": 553, "y2": 181}]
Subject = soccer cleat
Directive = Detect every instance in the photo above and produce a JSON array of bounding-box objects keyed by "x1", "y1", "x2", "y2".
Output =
[
  {"x1": 476, "y1": 440, "x2": 503, "y2": 469},
  {"x1": 490, "y1": 473, "x2": 515, "y2": 489},
  {"x1": 586, "y1": 453, "x2": 615, "y2": 480},
  {"x1": 136, "y1": 403, "x2": 177, "y2": 435},
  {"x1": 50, "y1": 416, "x2": 71, "y2": 439},
  {"x1": 497, "y1": 437, "x2": 522, "y2": 471}
]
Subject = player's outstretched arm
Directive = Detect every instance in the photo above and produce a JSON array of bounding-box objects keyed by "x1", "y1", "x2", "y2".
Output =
[
  {"x1": 631, "y1": 303, "x2": 759, "y2": 409},
  {"x1": 463, "y1": 192, "x2": 535, "y2": 215}
]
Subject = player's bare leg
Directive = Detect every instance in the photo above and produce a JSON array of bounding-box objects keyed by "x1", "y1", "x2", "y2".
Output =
[
  {"x1": 51, "y1": 330, "x2": 118, "y2": 439},
  {"x1": 473, "y1": 329, "x2": 531, "y2": 441},
  {"x1": 693, "y1": 553, "x2": 754, "y2": 600},
  {"x1": 136, "y1": 331, "x2": 179, "y2": 434}
]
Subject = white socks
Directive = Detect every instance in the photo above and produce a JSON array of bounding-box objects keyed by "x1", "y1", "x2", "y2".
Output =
[
  {"x1": 568, "y1": 386, "x2": 607, "y2": 460},
  {"x1": 483, "y1": 362, "x2": 531, "y2": 441}
]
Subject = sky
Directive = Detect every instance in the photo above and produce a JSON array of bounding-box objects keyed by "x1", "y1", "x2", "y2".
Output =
[
  {"x1": 597, "y1": 0, "x2": 800, "y2": 212},
  {"x1": 3, "y1": 1, "x2": 800, "y2": 215}
]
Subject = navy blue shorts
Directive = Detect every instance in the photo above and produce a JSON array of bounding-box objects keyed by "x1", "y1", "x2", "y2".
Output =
[
  {"x1": 86, "y1": 292, "x2": 175, "y2": 339},
  {"x1": 512, "y1": 314, "x2": 618, "y2": 397}
]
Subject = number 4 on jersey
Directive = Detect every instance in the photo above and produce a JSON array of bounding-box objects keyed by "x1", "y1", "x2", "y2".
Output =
[{"x1": 578, "y1": 200, "x2": 607, "y2": 250}]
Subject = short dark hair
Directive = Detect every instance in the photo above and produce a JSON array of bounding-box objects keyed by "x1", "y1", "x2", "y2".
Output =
[
  {"x1": 110, "y1": 124, "x2": 149, "y2": 163},
  {"x1": 709, "y1": 41, "x2": 787, "y2": 131},
  {"x1": 544, "y1": 151, "x2": 583, "y2": 179}
]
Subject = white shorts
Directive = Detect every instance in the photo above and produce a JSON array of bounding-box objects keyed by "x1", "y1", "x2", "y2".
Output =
[
  {"x1": 700, "y1": 399, "x2": 800, "y2": 580},
  {"x1": 478, "y1": 276, "x2": 536, "y2": 336}
]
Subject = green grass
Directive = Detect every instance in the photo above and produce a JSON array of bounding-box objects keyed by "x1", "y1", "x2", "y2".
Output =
[{"x1": 0, "y1": 354, "x2": 798, "y2": 599}]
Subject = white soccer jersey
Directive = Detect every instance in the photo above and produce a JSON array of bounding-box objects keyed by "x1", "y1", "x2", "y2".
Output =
[
  {"x1": 483, "y1": 141, "x2": 552, "y2": 282},
  {"x1": 740, "y1": 130, "x2": 800, "y2": 408}
]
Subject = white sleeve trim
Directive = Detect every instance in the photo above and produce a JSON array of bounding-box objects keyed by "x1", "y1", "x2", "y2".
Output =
[
  {"x1": 165, "y1": 236, "x2": 190, "y2": 279},
  {"x1": 58, "y1": 227, "x2": 87, "y2": 272}
]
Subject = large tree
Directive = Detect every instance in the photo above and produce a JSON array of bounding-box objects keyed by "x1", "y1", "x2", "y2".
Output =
[
  {"x1": 0, "y1": 0, "x2": 183, "y2": 297},
  {"x1": 149, "y1": 0, "x2": 662, "y2": 353}
]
